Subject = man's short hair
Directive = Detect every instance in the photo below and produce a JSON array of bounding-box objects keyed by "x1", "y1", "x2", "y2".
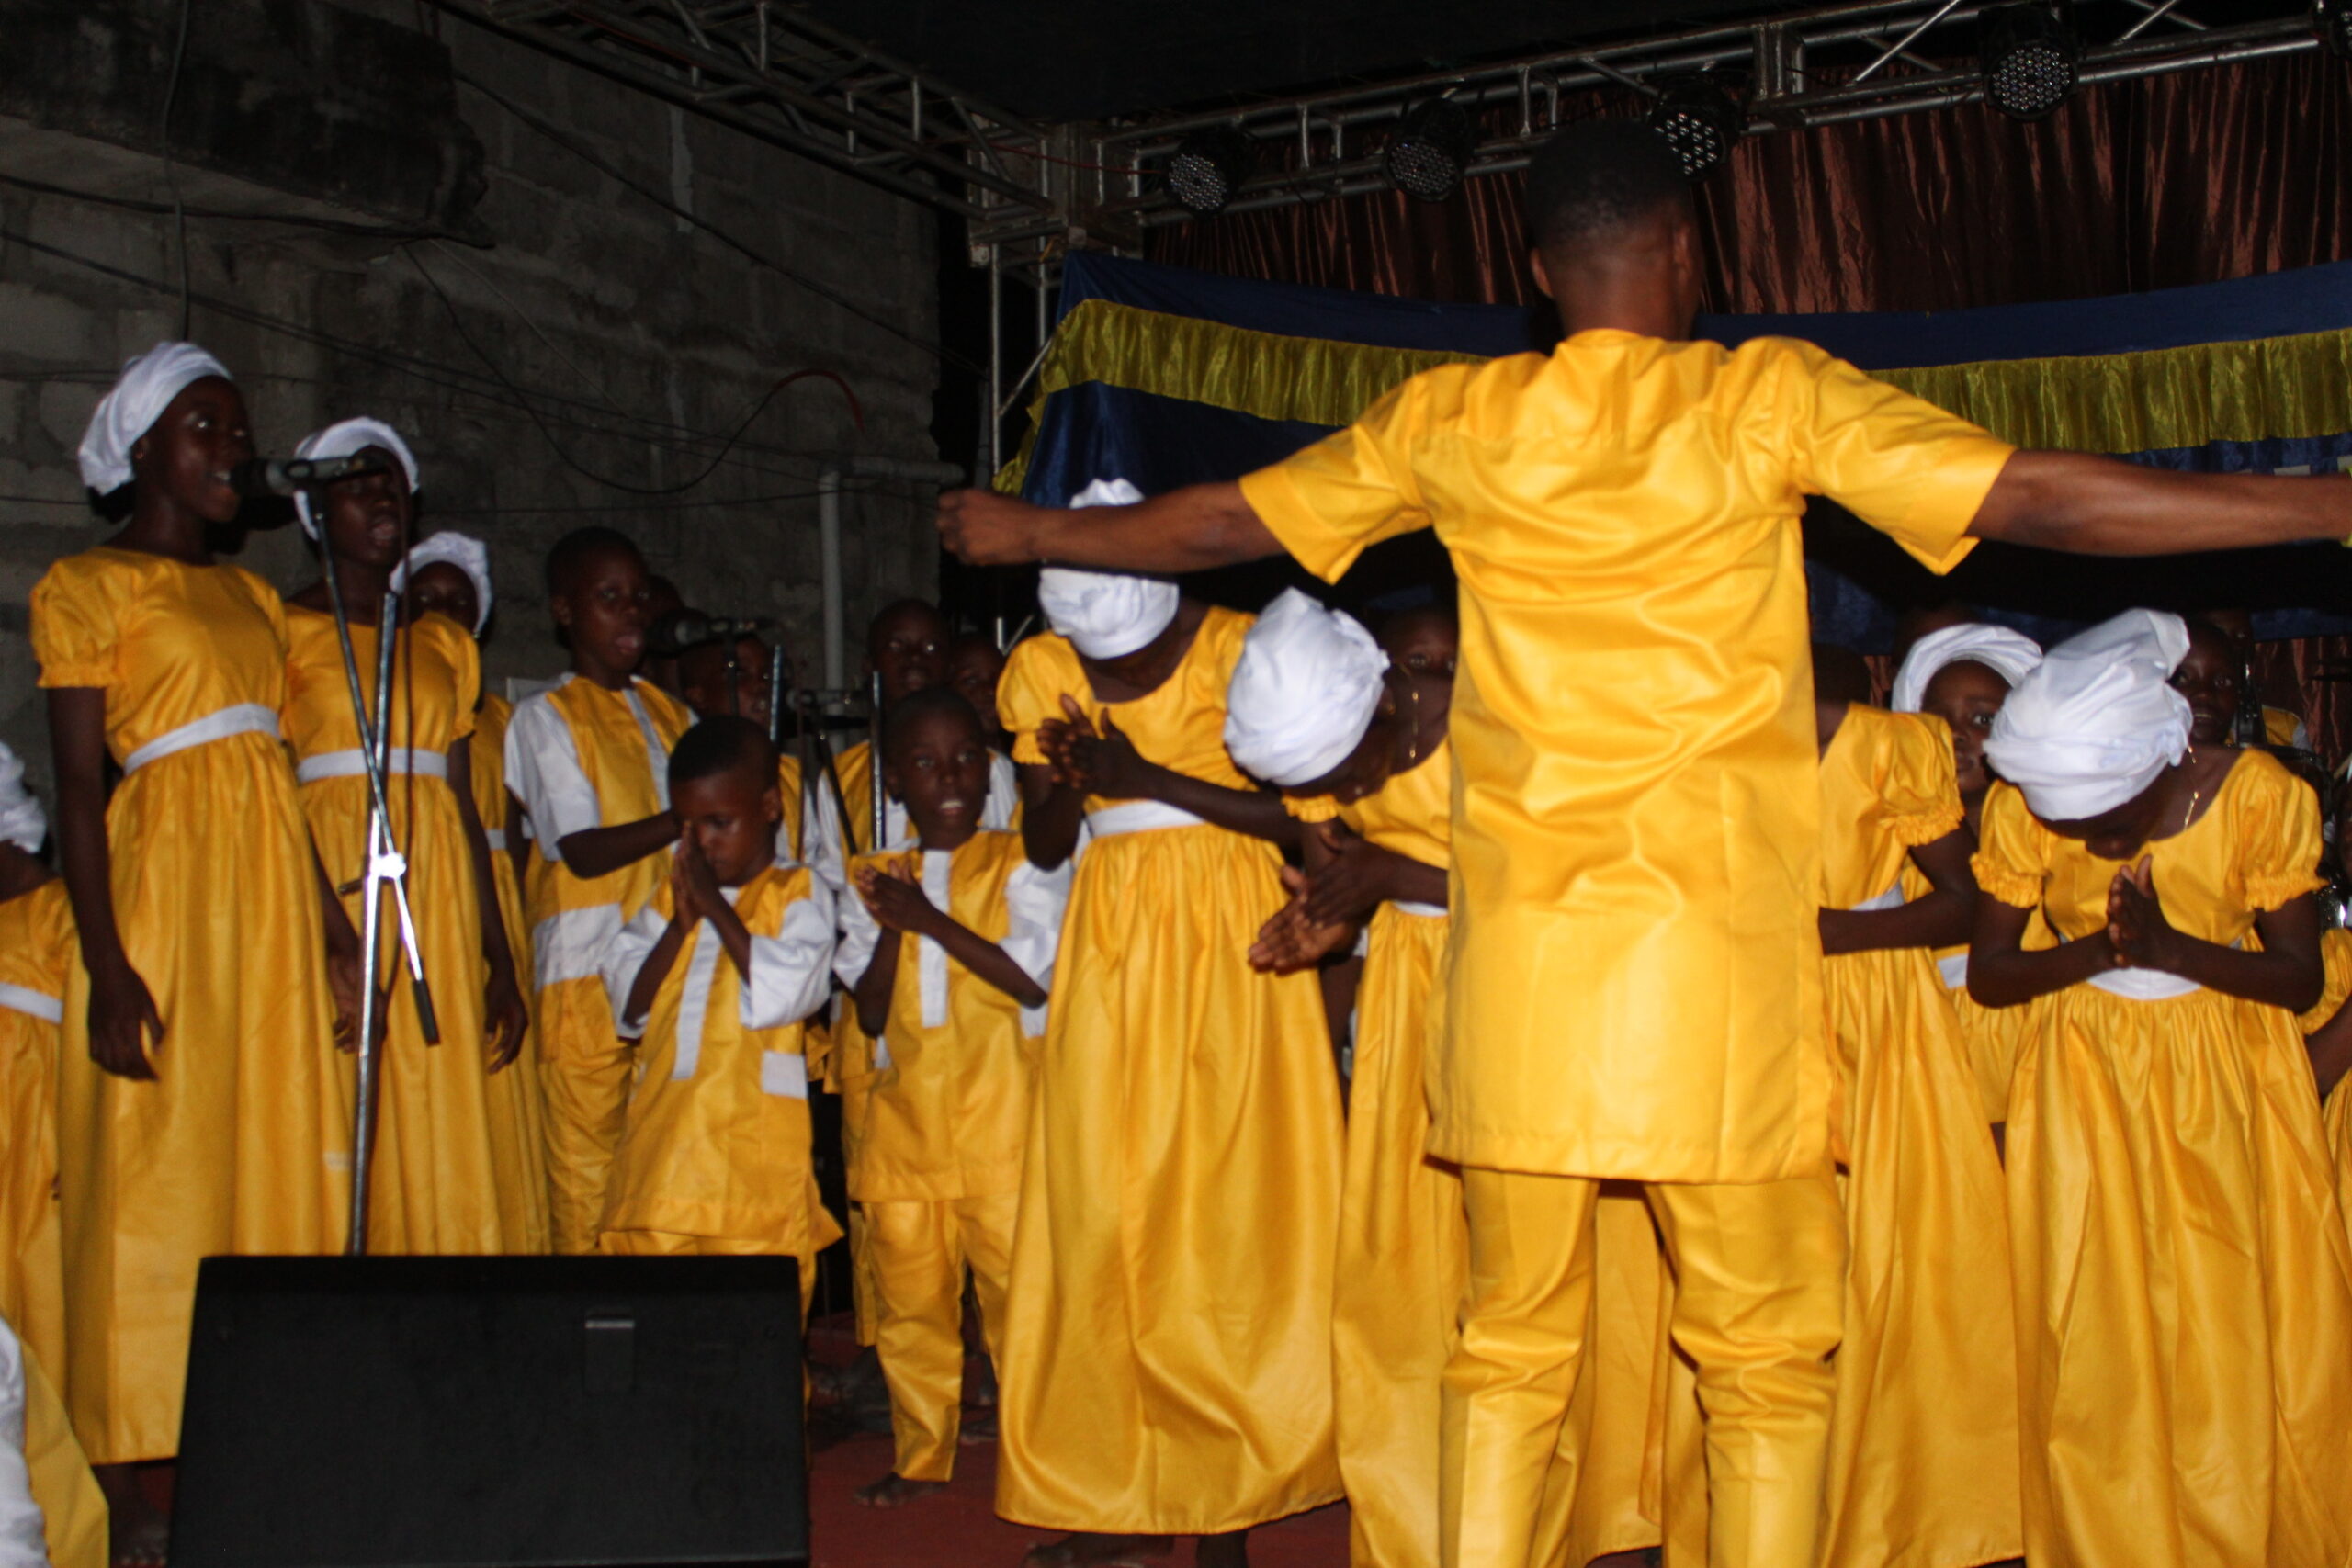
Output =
[
  {"x1": 1523, "y1": 121, "x2": 1692, "y2": 253},
  {"x1": 668, "y1": 715, "x2": 779, "y2": 792},
  {"x1": 545, "y1": 525, "x2": 642, "y2": 596}
]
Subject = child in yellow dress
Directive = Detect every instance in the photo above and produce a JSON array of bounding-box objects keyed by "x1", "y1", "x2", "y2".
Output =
[
  {"x1": 2299, "y1": 926, "x2": 2352, "y2": 1238},
  {"x1": 1812, "y1": 663, "x2": 2019, "y2": 1568},
  {"x1": 284, "y1": 423, "x2": 531, "y2": 1254},
  {"x1": 993, "y1": 513, "x2": 1342, "y2": 1568},
  {"x1": 398, "y1": 530, "x2": 551, "y2": 1252},
  {"x1": 0, "y1": 751, "x2": 107, "y2": 1568},
  {"x1": 1891, "y1": 621, "x2": 2044, "y2": 1130},
  {"x1": 595, "y1": 717, "x2": 840, "y2": 1280},
  {"x1": 1973, "y1": 609, "x2": 2352, "y2": 1568},
  {"x1": 37, "y1": 344, "x2": 352, "y2": 1557},
  {"x1": 836, "y1": 689, "x2": 1070, "y2": 1508},
  {"x1": 505, "y1": 527, "x2": 694, "y2": 1253}
]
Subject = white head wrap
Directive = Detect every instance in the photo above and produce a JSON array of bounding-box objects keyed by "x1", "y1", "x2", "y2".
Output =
[
  {"x1": 290, "y1": 418, "x2": 421, "y2": 538},
  {"x1": 75, "y1": 342, "x2": 234, "y2": 495},
  {"x1": 1890, "y1": 623, "x2": 2045, "y2": 714},
  {"x1": 0, "y1": 743, "x2": 45, "y2": 855},
  {"x1": 1223, "y1": 590, "x2": 1390, "y2": 787},
  {"x1": 1036, "y1": 478, "x2": 1181, "y2": 660},
  {"x1": 392, "y1": 531, "x2": 493, "y2": 634},
  {"x1": 1984, "y1": 609, "x2": 2194, "y2": 822}
]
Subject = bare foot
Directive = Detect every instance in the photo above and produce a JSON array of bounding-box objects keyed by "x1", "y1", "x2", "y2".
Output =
[
  {"x1": 97, "y1": 1462, "x2": 169, "y2": 1568},
  {"x1": 960, "y1": 1405, "x2": 999, "y2": 1442},
  {"x1": 854, "y1": 1472, "x2": 948, "y2": 1508},
  {"x1": 1020, "y1": 1532, "x2": 1175, "y2": 1568},
  {"x1": 1196, "y1": 1530, "x2": 1250, "y2": 1568}
]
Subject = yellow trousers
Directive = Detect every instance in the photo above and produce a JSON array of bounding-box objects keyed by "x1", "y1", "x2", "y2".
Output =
[
  {"x1": 1442, "y1": 1168, "x2": 1844, "y2": 1568},
  {"x1": 867, "y1": 1192, "x2": 1017, "y2": 1482},
  {"x1": 538, "y1": 978, "x2": 635, "y2": 1255}
]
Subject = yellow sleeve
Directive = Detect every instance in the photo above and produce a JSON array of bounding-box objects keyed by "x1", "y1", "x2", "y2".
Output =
[
  {"x1": 1237, "y1": 372, "x2": 1440, "y2": 582},
  {"x1": 998, "y1": 637, "x2": 1070, "y2": 767},
  {"x1": 1286, "y1": 794, "x2": 1342, "y2": 823},
  {"x1": 1972, "y1": 782, "x2": 2048, "y2": 909},
  {"x1": 2299, "y1": 928, "x2": 2352, "y2": 1035},
  {"x1": 2239, "y1": 754, "x2": 2326, "y2": 912},
  {"x1": 1879, "y1": 712, "x2": 1966, "y2": 847},
  {"x1": 1778, "y1": 340, "x2": 2016, "y2": 575},
  {"x1": 29, "y1": 557, "x2": 121, "y2": 689}
]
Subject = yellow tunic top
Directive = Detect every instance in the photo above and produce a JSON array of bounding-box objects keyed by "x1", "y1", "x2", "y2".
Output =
[
  {"x1": 597, "y1": 863, "x2": 842, "y2": 1255},
  {"x1": 1293, "y1": 736, "x2": 1453, "y2": 871},
  {"x1": 835, "y1": 831, "x2": 1069, "y2": 1202},
  {"x1": 31, "y1": 547, "x2": 345, "y2": 1462},
  {"x1": 1975, "y1": 757, "x2": 2352, "y2": 1568},
  {"x1": 1003, "y1": 611, "x2": 1260, "y2": 796},
  {"x1": 1240, "y1": 331, "x2": 2013, "y2": 1182},
  {"x1": 0, "y1": 880, "x2": 73, "y2": 1377}
]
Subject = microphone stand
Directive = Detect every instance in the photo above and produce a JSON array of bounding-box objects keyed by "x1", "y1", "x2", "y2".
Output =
[
  {"x1": 314, "y1": 522, "x2": 440, "y2": 1257},
  {"x1": 868, "y1": 671, "x2": 888, "y2": 855}
]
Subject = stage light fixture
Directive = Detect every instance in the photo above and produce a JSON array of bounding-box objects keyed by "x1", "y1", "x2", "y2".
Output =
[
  {"x1": 1384, "y1": 97, "x2": 1476, "y2": 203},
  {"x1": 2316, "y1": 0, "x2": 2352, "y2": 59},
  {"x1": 1646, "y1": 75, "x2": 1745, "y2": 180},
  {"x1": 1980, "y1": 3, "x2": 2078, "y2": 121},
  {"x1": 1163, "y1": 126, "x2": 1258, "y2": 216}
]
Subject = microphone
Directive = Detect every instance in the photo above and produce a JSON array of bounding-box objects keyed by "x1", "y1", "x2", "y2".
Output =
[
  {"x1": 229, "y1": 453, "x2": 390, "y2": 499},
  {"x1": 652, "y1": 609, "x2": 775, "y2": 655}
]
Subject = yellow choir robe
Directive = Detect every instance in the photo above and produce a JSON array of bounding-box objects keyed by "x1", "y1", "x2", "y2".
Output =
[
  {"x1": 994, "y1": 612, "x2": 1345, "y2": 1534},
  {"x1": 505, "y1": 672, "x2": 692, "y2": 1253},
  {"x1": 0, "y1": 883, "x2": 106, "y2": 1568},
  {"x1": 1239, "y1": 332, "x2": 2011, "y2": 1568},
  {"x1": 1815, "y1": 705, "x2": 2019, "y2": 1568},
  {"x1": 32, "y1": 547, "x2": 346, "y2": 1463},
  {"x1": 2297, "y1": 927, "x2": 2352, "y2": 1246},
  {"x1": 595, "y1": 862, "x2": 841, "y2": 1280},
  {"x1": 808, "y1": 736, "x2": 1016, "y2": 1344},
  {"x1": 284, "y1": 608, "x2": 525, "y2": 1253},
  {"x1": 834, "y1": 829, "x2": 1069, "y2": 1481},
  {"x1": 469, "y1": 690, "x2": 551, "y2": 1253},
  {"x1": 1975, "y1": 758, "x2": 2352, "y2": 1568},
  {"x1": 1906, "y1": 858, "x2": 2052, "y2": 1127}
]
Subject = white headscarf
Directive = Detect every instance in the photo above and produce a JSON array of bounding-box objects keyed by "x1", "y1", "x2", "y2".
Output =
[
  {"x1": 1891, "y1": 623, "x2": 2045, "y2": 714},
  {"x1": 1224, "y1": 590, "x2": 1390, "y2": 787},
  {"x1": 1984, "y1": 609, "x2": 2193, "y2": 822},
  {"x1": 0, "y1": 743, "x2": 45, "y2": 856},
  {"x1": 75, "y1": 342, "x2": 233, "y2": 495},
  {"x1": 1036, "y1": 478, "x2": 1181, "y2": 660},
  {"x1": 290, "y1": 417, "x2": 421, "y2": 538},
  {"x1": 392, "y1": 531, "x2": 493, "y2": 635}
]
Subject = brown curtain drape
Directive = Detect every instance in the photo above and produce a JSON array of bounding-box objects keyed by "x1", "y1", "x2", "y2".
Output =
[{"x1": 1147, "y1": 51, "x2": 2352, "y2": 314}]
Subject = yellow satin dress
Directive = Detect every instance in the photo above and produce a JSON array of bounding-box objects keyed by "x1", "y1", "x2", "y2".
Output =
[
  {"x1": 2296, "y1": 927, "x2": 2352, "y2": 1242},
  {"x1": 32, "y1": 547, "x2": 346, "y2": 1463},
  {"x1": 1910, "y1": 893, "x2": 2054, "y2": 1126},
  {"x1": 843, "y1": 830, "x2": 1052, "y2": 1482},
  {"x1": 1816, "y1": 706, "x2": 2019, "y2": 1568},
  {"x1": 0, "y1": 881, "x2": 107, "y2": 1568},
  {"x1": 994, "y1": 613, "x2": 1345, "y2": 1535},
  {"x1": 511, "y1": 673, "x2": 693, "y2": 1253},
  {"x1": 1976, "y1": 757, "x2": 2352, "y2": 1568},
  {"x1": 469, "y1": 691, "x2": 551, "y2": 1253},
  {"x1": 286, "y1": 607, "x2": 529, "y2": 1254},
  {"x1": 597, "y1": 864, "x2": 842, "y2": 1290}
]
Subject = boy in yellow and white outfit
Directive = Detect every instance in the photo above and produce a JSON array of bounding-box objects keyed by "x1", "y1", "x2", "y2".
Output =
[{"x1": 836, "y1": 688, "x2": 1069, "y2": 1507}]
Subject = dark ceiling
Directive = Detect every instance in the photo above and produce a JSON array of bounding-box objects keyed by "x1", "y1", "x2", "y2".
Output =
[{"x1": 797, "y1": 0, "x2": 1798, "y2": 121}]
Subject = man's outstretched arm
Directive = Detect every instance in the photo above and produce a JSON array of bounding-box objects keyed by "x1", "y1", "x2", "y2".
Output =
[
  {"x1": 937, "y1": 482, "x2": 1282, "y2": 570},
  {"x1": 1971, "y1": 451, "x2": 2352, "y2": 555}
]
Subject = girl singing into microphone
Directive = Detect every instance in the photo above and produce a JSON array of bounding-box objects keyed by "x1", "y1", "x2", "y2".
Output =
[{"x1": 33, "y1": 345, "x2": 357, "y2": 1558}]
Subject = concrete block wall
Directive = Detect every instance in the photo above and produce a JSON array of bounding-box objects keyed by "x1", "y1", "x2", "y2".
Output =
[{"x1": 0, "y1": 1, "x2": 945, "y2": 788}]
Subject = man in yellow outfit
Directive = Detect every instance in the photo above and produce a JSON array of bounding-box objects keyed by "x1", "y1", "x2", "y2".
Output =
[{"x1": 938, "y1": 121, "x2": 2352, "y2": 1568}]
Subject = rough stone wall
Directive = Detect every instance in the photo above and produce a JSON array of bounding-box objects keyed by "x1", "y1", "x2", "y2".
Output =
[{"x1": 0, "y1": 1, "x2": 944, "y2": 787}]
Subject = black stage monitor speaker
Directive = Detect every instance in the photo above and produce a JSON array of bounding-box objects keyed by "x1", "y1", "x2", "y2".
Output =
[{"x1": 170, "y1": 1256, "x2": 807, "y2": 1568}]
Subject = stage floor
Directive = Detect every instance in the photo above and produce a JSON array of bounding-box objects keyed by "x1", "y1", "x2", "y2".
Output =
[{"x1": 807, "y1": 1432, "x2": 1351, "y2": 1568}]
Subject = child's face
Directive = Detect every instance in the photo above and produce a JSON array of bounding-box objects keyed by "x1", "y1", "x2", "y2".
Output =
[
  {"x1": 132, "y1": 377, "x2": 253, "y2": 524},
  {"x1": 407, "y1": 561, "x2": 480, "y2": 637},
  {"x1": 946, "y1": 637, "x2": 1005, "y2": 725},
  {"x1": 1920, "y1": 659, "x2": 2012, "y2": 798},
  {"x1": 2044, "y1": 778, "x2": 2170, "y2": 862},
  {"x1": 553, "y1": 545, "x2": 652, "y2": 682},
  {"x1": 867, "y1": 604, "x2": 948, "y2": 705},
  {"x1": 673, "y1": 766, "x2": 781, "y2": 886},
  {"x1": 1292, "y1": 706, "x2": 1403, "y2": 807},
  {"x1": 317, "y1": 447, "x2": 413, "y2": 573},
  {"x1": 884, "y1": 708, "x2": 992, "y2": 846},
  {"x1": 2170, "y1": 626, "x2": 2240, "y2": 748},
  {"x1": 680, "y1": 637, "x2": 775, "y2": 729}
]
